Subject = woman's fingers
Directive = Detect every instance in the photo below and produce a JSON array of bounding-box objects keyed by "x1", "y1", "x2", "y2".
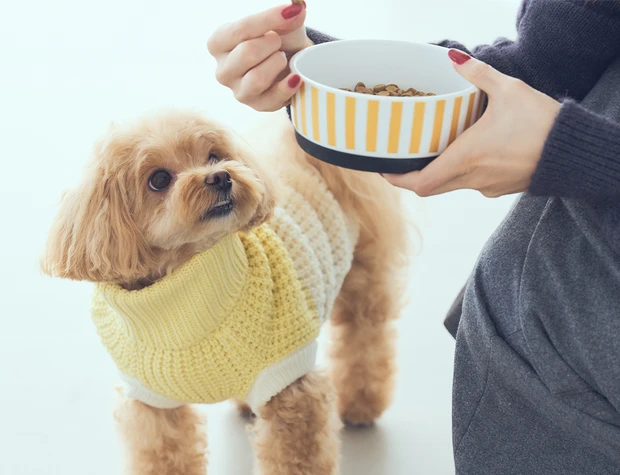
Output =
[
  {"x1": 207, "y1": 3, "x2": 309, "y2": 112},
  {"x1": 383, "y1": 125, "x2": 480, "y2": 196},
  {"x1": 207, "y1": 4, "x2": 305, "y2": 55},
  {"x1": 448, "y1": 49, "x2": 506, "y2": 97},
  {"x1": 215, "y1": 32, "x2": 282, "y2": 86},
  {"x1": 244, "y1": 72, "x2": 303, "y2": 112},
  {"x1": 383, "y1": 163, "x2": 469, "y2": 197},
  {"x1": 234, "y1": 49, "x2": 290, "y2": 104}
]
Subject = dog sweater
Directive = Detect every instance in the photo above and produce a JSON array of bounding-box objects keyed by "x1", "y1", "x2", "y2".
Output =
[{"x1": 91, "y1": 174, "x2": 358, "y2": 412}]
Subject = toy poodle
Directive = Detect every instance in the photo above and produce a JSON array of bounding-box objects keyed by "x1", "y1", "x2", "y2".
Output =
[{"x1": 41, "y1": 109, "x2": 409, "y2": 475}]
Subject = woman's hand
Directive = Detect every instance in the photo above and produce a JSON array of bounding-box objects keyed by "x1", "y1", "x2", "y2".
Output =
[
  {"x1": 207, "y1": 3, "x2": 311, "y2": 112},
  {"x1": 383, "y1": 50, "x2": 562, "y2": 198}
]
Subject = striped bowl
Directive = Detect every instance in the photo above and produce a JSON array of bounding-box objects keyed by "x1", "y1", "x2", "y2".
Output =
[{"x1": 289, "y1": 40, "x2": 485, "y2": 173}]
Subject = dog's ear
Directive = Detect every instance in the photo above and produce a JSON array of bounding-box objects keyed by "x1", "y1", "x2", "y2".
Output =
[{"x1": 41, "y1": 164, "x2": 153, "y2": 283}]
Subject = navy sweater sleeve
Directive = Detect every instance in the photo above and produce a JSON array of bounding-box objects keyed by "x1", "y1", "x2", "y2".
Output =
[
  {"x1": 300, "y1": 1, "x2": 620, "y2": 201},
  {"x1": 306, "y1": 28, "x2": 339, "y2": 46},
  {"x1": 437, "y1": 0, "x2": 620, "y2": 101},
  {"x1": 530, "y1": 101, "x2": 620, "y2": 201}
]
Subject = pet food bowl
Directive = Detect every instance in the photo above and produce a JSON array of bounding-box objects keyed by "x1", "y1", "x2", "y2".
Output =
[{"x1": 289, "y1": 40, "x2": 485, "y2": 173}]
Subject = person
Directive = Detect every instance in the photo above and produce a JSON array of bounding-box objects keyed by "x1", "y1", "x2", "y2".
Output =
[{"x1": 208, "y1": 1, "x2": 620, "y2": 473}]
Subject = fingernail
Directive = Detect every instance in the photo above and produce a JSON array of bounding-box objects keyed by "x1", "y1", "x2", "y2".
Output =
[
  {"x1": 288, "y1": 74, "x2": 301, "y2": 88},
  {"x1": 448, "y1": 49, "x2": 471, "y2": 65},
  {"x1": 282, "y1": 3, "x2": 303, "y2": 19},
  {"x1": 303, "y1": 1, "x2": 307, "y2": 7}
]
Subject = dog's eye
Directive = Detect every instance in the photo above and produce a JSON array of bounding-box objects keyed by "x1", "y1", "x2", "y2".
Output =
[
  {"x1": 148, "y1": 169, "x2": 172, "y2": 192},
  {"x1": 208, "y1": 153, "x2": 218, "y2": 163}
]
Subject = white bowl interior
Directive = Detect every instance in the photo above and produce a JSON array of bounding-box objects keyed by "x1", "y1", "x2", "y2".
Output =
[{"x1": 293, "y1": 40, "x2": 472, "y2": 96}]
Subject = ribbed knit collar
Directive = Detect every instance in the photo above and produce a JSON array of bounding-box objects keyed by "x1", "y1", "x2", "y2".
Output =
[{"x1": 97, "y1": 233, "x2": 249, "y2": 349}]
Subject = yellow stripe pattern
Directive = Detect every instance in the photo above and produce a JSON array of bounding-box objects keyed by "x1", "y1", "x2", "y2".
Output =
[
  {"x1": 448, "y1": 96, "x2": 463, "y2": 145},
  {"x1": 366, "y1": 100, "x2": 380, "y2": 152},
  {"x1": 300, "y1": 84, "x2": 307, "y2": 136},
  {"x1": 326, "y1": 92, "x2": 336, "y2": 146},
  {"x1": 345, "y1": 97, "x2": 356, "y2": 150},
  {"x1": 388, "y1": 102, "x2": 404, "y2": 154},
  {"x1": 291, "y1": 89, "x2": 481, "y2": 155},
  {"x1": 292, "y1": 93, "x2": 299, "y2": 129},
  {"x1": 409, "y1": 102, "x2": 426, "y2": 154},
  {"x1": 311, "y1": 87, "x2": 320, "y2": 142},
  {"x1": 430, "y1": 100, "x2": 446, "y2": 153},
  {"x1": 465, "y1": 92, "x2": 476, "y2": 130}
]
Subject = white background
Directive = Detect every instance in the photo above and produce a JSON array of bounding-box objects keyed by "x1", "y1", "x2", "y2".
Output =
[{"x1": 0, "y1": 0, "x2": 521, "y2": 473}]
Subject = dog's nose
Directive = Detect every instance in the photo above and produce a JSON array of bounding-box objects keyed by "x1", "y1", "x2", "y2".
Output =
[{"x1": 205, "y1": 171, "x2": 232, "y2": 191}]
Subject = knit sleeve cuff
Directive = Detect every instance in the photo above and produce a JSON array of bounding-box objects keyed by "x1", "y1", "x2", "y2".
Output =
[
  {"x1": 530, "y1": 100, "x2": 620, "y2": 201},
  {"x1": 433, "y1": 40, "x2": 472, "y2": 55},
  {"x1": 306, "y1": 27, "x2": 339, "y2": 45}
]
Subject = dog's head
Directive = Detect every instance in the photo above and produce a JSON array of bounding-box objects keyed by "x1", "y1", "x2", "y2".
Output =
[{"x1": 41, "y1": 111, "x2": 275, "y2": 286}]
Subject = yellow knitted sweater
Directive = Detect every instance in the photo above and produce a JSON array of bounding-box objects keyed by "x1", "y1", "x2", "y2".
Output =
[
  {"x1": 92, "y1": 178, "x2": 358, "y2": 411},
  {"x1": 92, "y1": 225, "x2": 320, "y2": 408}
]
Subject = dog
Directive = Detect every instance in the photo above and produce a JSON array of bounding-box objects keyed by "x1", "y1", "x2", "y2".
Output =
[{"x1": 41, "y1": 109, "x2": 409, "y2": 475}]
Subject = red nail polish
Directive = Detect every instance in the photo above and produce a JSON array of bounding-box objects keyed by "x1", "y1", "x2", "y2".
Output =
[
  {"x1": 448, "y1": 49, "x2": 471, "y2": 65},
  {"x1": 282, "y1": 3, "x2": 303, "y2": 19},
  {"x1": 288, "y1": 74, "x2": 301, "y2": 88}
]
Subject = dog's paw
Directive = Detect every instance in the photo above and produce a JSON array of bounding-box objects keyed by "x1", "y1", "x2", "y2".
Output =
[
  {"x1": 341, "y1": 412, "x2": 376, "y2": 428},
  {"x1": 339, "y1": 399, "x2": 383, "y2": 427}
]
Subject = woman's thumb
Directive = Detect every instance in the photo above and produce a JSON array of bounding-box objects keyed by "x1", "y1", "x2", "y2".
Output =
[{"x1": 447, "y1": 49, "x2": 503, "y2": 95}]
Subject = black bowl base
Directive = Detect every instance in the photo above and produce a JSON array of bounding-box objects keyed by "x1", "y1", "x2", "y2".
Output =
[{"x1": 295, "y1": 132, "x2": 436, "y2": 174}]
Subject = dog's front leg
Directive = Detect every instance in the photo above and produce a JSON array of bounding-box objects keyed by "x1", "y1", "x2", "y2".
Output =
[
  {"x1": 114, "y1": 391, "x2": 208, "y2": 475},
  {"x1": 252, "y1": 370, "x2": 342, "y2": 475}
]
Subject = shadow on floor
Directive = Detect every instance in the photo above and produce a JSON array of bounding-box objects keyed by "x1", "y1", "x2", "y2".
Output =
[{"x1": 341, "y1": 424, "x2": 394, "y2": 475}]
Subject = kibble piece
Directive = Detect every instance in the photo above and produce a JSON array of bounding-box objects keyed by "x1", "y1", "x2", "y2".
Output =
[{"x1": 342, "y1": 82, "x2": 435, "y2": 97}]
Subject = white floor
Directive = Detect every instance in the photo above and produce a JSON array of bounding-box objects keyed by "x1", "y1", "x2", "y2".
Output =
[{"x1": 1, "y1": 0, "x2": 521, "y2": 473}]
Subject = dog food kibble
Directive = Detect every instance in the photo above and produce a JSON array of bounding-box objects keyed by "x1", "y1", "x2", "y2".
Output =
[{"x1": 341, "y1": 82, "x2": 436, "y2": 97}]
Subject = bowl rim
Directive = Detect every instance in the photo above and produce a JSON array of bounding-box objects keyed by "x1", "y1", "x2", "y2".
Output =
[{"x1": 290, "y1": 39, "x2": 479, "y2": 101}]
